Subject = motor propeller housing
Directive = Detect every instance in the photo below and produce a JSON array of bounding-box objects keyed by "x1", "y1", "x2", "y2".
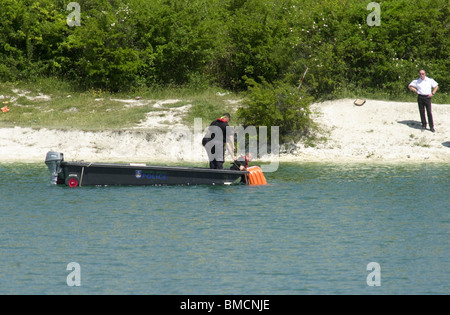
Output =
[{"x1": 45, "y1": 152, "x2": 64, "y2": 185}]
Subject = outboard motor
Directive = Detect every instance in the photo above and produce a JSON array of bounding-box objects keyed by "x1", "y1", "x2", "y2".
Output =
[{"x1": 45, "y1": 152, "x2": 64, "y2": 185}]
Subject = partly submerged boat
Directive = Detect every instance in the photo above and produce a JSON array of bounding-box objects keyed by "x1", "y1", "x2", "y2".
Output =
[{"x1": 45, "y1": 152, "x2": 267, "y2": 187}]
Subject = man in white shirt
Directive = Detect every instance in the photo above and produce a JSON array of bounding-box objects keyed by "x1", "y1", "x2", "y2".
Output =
[{"x1": 408, "y1": 70, "x2": 439, "y2": 132}]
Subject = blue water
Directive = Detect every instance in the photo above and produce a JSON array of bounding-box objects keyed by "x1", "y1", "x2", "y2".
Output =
[{"x1": 0, "y1": 162, "x2": 448, "y2": 295}]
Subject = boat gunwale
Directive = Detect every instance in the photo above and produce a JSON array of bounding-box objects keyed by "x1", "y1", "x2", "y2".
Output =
[{"x1": 61, "y1": 161, "x2": 249, "y2": 175}]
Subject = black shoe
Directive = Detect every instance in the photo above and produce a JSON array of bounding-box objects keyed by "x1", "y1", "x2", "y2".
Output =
[{"x1": 430, "y1": 128, "x2": 435, "y2": 133}]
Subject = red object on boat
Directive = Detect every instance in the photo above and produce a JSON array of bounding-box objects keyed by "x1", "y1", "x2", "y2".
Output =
[{"x1": 68, "y1": 178, "x2": 79, "y2": 188}]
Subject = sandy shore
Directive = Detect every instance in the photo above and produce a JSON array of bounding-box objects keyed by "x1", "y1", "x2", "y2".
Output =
[
  {"x1": 1, "y1": 99, "x2": 449, "y2": 164},
  {"x1": 293, "y1": 99, "x2": 450, "y2": 163}
]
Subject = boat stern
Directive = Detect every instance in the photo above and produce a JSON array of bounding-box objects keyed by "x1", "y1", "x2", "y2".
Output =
[{"x1": 45, "y1": 151, "x2": 64, "y2": 185}]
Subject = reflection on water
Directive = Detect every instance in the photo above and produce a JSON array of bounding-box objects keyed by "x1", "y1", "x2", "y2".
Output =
[{"x1": 0, "y1": 162, "x2": 448, "y2": 294}]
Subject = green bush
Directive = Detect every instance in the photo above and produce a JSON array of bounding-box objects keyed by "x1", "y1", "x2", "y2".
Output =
[
  {"x1": 0, "y1": 0, "x2": 448, "y2": 99},
  {"x1": 237, "y1": 77, "x2": 315, "y2": 143}
]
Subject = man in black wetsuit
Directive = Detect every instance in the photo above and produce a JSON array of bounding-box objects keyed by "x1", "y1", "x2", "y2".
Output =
[
  {"x1": 230, "y1": 152, "x2": 253, "y2": 171},
  {"x1": 230, "y1": 152, "x2": 253, "y2": 184},
  {"x1": 202, "y1": 113, "x2": 236, "y2": 169}
]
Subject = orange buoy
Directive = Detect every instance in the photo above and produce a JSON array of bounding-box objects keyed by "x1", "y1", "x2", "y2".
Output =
[{"x1": 247, "y1": 166, "x2": 267, "y2": 185}]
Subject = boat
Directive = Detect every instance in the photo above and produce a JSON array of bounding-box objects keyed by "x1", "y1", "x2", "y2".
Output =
[{"x1": 45, "y1": 151, "x2": 267, "y2": 187}]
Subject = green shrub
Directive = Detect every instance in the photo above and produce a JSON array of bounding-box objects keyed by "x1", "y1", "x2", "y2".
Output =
[
  {"x1": 237, "y1": 77, "x2": 315, "y2": 143},
  {"x1": 0, "y1": 0, "x2": 448, "y2": 100}
]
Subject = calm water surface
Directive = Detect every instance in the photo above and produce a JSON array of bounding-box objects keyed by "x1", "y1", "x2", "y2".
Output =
[{"x1": 0, "y1": 162, "x2": 448, "y2": 294}]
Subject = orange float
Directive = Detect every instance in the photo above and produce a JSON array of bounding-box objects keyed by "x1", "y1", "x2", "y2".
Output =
[{"x1": 246, "y1": 166, "x2": 267, "y2": 185}]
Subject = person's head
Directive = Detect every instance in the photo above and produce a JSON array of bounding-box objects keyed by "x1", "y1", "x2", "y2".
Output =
[
  {"x1": 419, "y1": 69, "x2": 426, "y2": 79},
  {"x1": 221, "y1": 113, "x2": 231, "y2": 122}
]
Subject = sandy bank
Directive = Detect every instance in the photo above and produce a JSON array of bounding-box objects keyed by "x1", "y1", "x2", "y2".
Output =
[
  {"x1": 0, "y1": 99, "x2": 449, "y2": 164},
  {"x1": 294, "y1": 99, "x2": 450, "y2": 163}
]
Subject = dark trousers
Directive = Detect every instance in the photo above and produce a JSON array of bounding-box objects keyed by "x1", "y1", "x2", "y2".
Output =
[
  {"x1": 209, "y1": 160, "x2": 224, "y2": 169},
  {"x1": 418, "y1": 95, "x2": 434, "y2": 129},
  {"x1": 205, "y1": 142, "x2": 225, "y2": 169}
]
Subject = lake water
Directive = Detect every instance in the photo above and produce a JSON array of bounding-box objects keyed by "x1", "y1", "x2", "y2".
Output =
[{"x1": 0, "y1": 162, "x2": 448, "y2": 295}]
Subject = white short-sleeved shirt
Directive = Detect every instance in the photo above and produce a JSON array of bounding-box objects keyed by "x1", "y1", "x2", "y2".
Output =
[{"x1": 409, "y1": 77, "x2": 439, "y2": 95}]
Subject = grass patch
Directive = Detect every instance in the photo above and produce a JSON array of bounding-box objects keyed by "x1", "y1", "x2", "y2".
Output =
[
  {"x1": 0, "y1": 78, "x2": 242, "y2": 131},
  {"x1": 2, "y1": 77, "x2": 449, "y2": 135}
]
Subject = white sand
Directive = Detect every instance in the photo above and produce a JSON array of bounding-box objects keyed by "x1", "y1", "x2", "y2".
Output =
[
  {"x1": 294, "y1": 99, "x2": 450, "y2": 163},
  {"x1": 1, "y1": 98, "x2": 449, "y2": 164}
]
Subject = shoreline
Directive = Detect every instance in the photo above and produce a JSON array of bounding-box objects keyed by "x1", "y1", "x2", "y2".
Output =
[
  {"x1": 2, "y1": 156, "x2": 449, "y2": 166},
  {"x1": 1, "y1": 99, "x2": 449, "y2": 165}
]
